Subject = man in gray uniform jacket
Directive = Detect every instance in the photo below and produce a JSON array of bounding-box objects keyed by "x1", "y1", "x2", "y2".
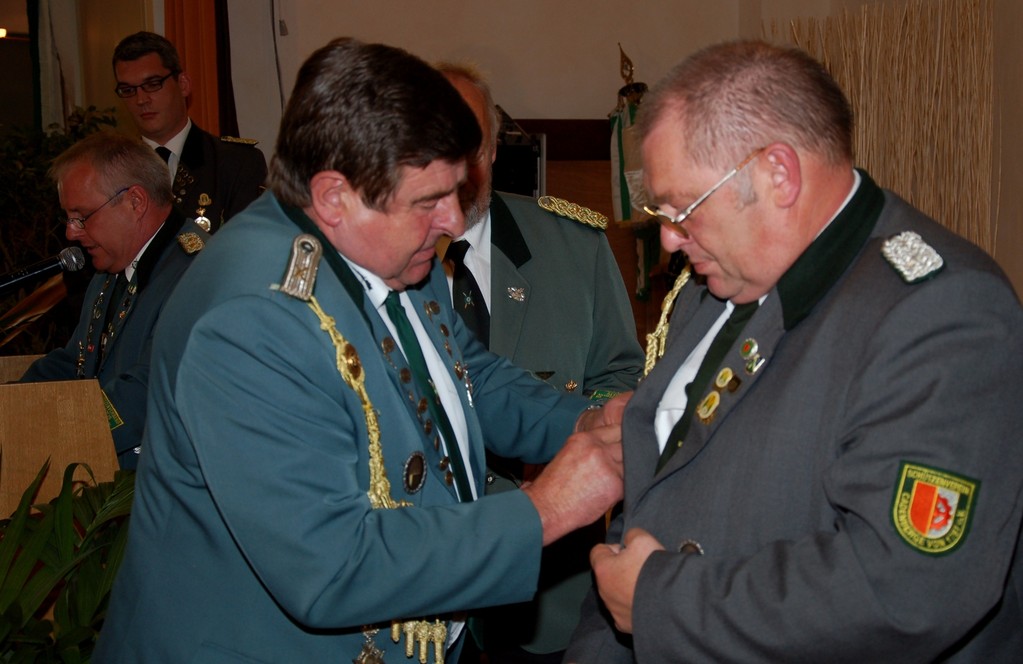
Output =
[
  {"x1": 438, "y1": 65, "x2": 643, "y2": 664},
  {"x1": 566, "y1": 40, "x2": 1023, "y2": 662}
]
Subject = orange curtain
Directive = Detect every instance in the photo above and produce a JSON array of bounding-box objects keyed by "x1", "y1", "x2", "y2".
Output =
[{"x1": 164, "y1": 0, "x2": 220, "y2": 135}]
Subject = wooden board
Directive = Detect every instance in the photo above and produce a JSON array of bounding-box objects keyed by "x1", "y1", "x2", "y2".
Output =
[
  {"x1": 0, "y1": 379, "x2": 118, "y2": 515},
  {"x1": 0, "y1": 354, "x2": 42, "y2": 383}
]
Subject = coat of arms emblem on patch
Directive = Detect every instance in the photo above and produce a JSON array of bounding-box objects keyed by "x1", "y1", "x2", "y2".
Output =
[{"x1": 891, "y1": 462, "x2": 978, "y2": 555}]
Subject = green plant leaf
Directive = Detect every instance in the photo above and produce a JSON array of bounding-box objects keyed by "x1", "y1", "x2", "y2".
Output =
[
  {"x1": 0, "y1": 459, "x2": 132, "y2": 660},
  {"x1": 0, "y1": 461, "x2": 55, "y2": 615},
  {"x1": 0, "y1": 460, "x2": 49, "y2": 590},
  {"x1": 51, "y1": 464, "x2": 87, "y2": 566}
]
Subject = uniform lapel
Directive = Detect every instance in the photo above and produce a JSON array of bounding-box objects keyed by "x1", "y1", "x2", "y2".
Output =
[
  {"x1": 627, "y1": 290, "x2": 787, "y2": 506},
  {"x1": 489, "y1": 250, "x2": 529, "y2": 357},
  {"x1": 177, "y1": 125, "x2": 207, "y2": 177},
  {"x1": 488, "y1": 194, "x2": 531, "y2": 358},
  {"x1": 624, "y1": 287, "x2": 723, "y2": 499},
  {"x1": 654, "y1": 294, "x2": 785, "y2": 478}
]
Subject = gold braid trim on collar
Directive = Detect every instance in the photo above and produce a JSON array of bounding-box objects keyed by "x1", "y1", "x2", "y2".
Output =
[
  {"x1": 643, "y1": 265, "x2": 691, "y2": 376},
  {"x1": 306, "y1": 296, "x2": 448, "y2": 664}
]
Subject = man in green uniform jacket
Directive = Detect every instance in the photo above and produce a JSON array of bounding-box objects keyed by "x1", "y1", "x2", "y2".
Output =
[{"x1": 95, "y1": 38, "x2": 627, "y2": 664}]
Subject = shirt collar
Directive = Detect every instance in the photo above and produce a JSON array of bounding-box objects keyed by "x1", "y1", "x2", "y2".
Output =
[
  {"x1": 124, "y1": 224, "x2": 164, "y2": 282},
  {"x1": 141, "y1": 117, "x2": 192, "y2": 158},
  {"x1": 340, "y1": 253, "x2": 390, "y2": 312}
]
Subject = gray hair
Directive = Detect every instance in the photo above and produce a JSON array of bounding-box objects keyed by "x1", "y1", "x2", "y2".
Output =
[
  {"x1": 50, "y1": 131, "x2": 173, "y2": 206},
  {"x1": 435, "y1": 61, "x2": 501, "y2": 151},
  {"x1": 638, "y1": 40, "x2": 853, "y2": 171}
]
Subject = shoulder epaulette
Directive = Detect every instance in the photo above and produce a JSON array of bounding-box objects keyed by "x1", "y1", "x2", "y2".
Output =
[
  {"x1": 279, "y1": 234, "x2": 322, "y2": 301},
  {"x1": 537, "y1": 195, "x2": 608, "y2": 231},
  {"x1": 881, "y1": 231, "x2": 944, "y2": 283},
  {"x1": 220, "y1": 136, "x2": 260, "y2": 146},
  {"x1": 177, "y1": 231, "x2": 205, "y2": 254}
]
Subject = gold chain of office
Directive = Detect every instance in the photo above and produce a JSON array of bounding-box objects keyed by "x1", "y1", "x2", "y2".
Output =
[
  {"x1": 307, "y1": 296, "x2": 448, "y2": 664},
  {"x1": 643, "y1": 265, "x2": 691, "y2": 376}
]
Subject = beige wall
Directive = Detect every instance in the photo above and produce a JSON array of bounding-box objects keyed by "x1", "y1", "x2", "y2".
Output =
[
  {"x1": 228, "y1": 0, "x2": 749, "y2": 156},
  {"x1": 227, "y1": 0, "x2": 831, "y2": 159},
  {"x1": 74, "y1": 0, "x2": 1022, "y2": 292},
  {"x1": 79, "y1": 0, "x2": 154, "y2": 135}
]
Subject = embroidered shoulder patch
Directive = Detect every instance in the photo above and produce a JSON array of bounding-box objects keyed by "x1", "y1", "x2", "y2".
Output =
[
  {"x1": 881, "y1": 231, "x2": 944, "y2": 283},
  {"x1": 891, "y1": 461, "x2": 978, "y2": 555},
  {"x1": 279, "y1": 234, "x2": 322, "y2": 301},
  {"x1": 537, "y1": 196, "x2": 608, "y2": 230},
  {"x1": 177, "y1": 231, "x2": 205, "y2": 254}
]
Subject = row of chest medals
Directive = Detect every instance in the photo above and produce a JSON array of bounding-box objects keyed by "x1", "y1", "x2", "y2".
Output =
[
  {"x1": 76, "y1": 274, "x2": 136, "y2": 378},
  {"x1": 378, "y1": 299, "x2": 473, "y2": 496}
]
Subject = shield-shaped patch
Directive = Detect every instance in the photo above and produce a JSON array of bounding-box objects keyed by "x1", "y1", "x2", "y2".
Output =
[{"x1": 891, "y1": 462, "x2": 979, "y2": 555}]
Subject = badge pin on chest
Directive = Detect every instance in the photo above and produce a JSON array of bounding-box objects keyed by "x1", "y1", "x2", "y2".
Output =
[
  {"x1": 194, "y1": 193, "x2": 213, "y2": 232},
  {"x1": 740, "y1": 337, "x2": 765, "y2": 375}
]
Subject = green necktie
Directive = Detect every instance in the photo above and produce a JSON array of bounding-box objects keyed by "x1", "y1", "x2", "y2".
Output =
[
  {"x1": 384, "y1": 291, "x2": 473, "y2": 501},
  {"x1": 657, "y1": 301, "x2": 759, "y2": 472}
]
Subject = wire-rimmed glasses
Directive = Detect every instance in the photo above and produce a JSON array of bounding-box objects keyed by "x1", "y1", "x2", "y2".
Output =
[
  {"x1": 643, "y1": 147, "x2": 765, "y2": 238},
  {"x1": 61, "y1": 187, "x2": 129, "y2": 230}
]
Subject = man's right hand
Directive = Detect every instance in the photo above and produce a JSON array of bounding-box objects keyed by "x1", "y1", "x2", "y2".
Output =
[{"x1": 521, "y1": 424, "x2": 623, "y2": 546}]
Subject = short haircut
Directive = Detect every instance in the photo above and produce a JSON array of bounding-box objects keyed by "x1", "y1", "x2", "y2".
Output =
[
  {"x1": 112, "y1": 31, "x2": 183, "y2": 76},
  {"x1": 638, "y1": 40, "x2": 853, "y2": 170},
  {"x1": 269, "y1": 38, "x2": 482, "y2": 209},
  {"x1": 50, "y1": 131, "x2": 174, "y2": 207},
  {"x1": 434, "y1": 61, "x2": 501, "y2": 151}
]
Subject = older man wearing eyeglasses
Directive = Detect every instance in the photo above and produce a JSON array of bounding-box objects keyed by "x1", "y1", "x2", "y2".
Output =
[
  {"x1": 19, "y1": 132, "x2": 208, "y2": 469},
  {"x1": 112, "y1": 31, "x2": 266, "y2": 233},
  {"x1": 567, "y1": 39, "x2": 1023, "y2": 662}
]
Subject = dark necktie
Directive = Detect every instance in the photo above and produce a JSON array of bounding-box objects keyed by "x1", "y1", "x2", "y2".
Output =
[
  {"x1": 445, "y1": 240, "x2": 490, "y2": 348},
  {"x1": 657, "y1": 301, "x2": 759, "y2": 472},
  {"x1": 155, "y1": 146, "x2": 172, "y2": 163},
  {"x1": 384, "y1": 291, "x2": 473, "y2": 501}
]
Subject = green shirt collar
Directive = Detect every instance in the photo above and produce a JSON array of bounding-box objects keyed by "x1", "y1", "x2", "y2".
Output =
[{"x1": 776, "y1": 169, "x2": 885, "y2": 329}]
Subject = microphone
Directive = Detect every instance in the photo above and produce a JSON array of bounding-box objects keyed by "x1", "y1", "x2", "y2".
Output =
[{"x1": 0, "y1": 247, "x2": 86, "y2": 297}]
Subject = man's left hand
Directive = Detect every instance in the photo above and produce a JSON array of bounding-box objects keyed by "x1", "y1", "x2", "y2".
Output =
[{"x1": 590, "y1": 527, "x2": 665, "y2": 634}]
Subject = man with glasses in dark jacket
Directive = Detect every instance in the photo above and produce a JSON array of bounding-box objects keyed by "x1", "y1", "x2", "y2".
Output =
[{"x1": 112, "y1": 31, "x2": 266, "y2": 232}]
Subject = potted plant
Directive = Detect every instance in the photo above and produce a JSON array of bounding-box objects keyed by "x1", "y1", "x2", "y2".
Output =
[{"x1": 0, "y1": 461, "x2": 133, "y2": 661}]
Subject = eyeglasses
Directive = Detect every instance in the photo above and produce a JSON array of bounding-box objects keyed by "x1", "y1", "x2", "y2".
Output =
[
  {"x1": 62, "y1": 188, "x2": 129, "y2": 230},
  {"x1": 643, "y1": 147, "x2": 765, "y2": 238},
  {"x1": 114, "y1": 72, "x2": 176, "y2": 98}
]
